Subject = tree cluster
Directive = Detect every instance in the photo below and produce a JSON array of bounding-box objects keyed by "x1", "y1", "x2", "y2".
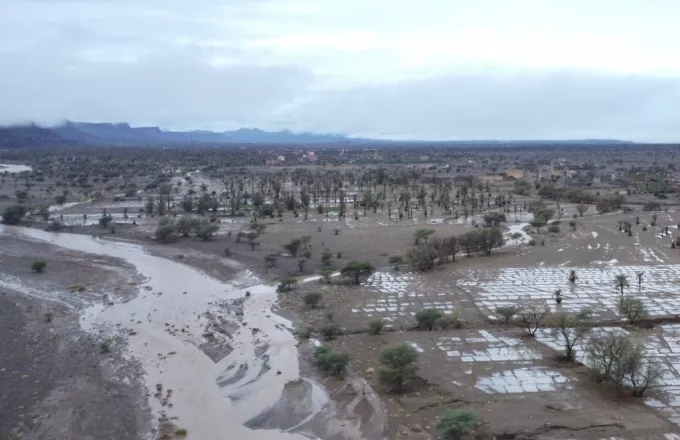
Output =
[
  {"x1": 595, "y1": 195, "x2": 626, "y2": 213},
  {"x1": 537, "y1": 185, "x2": 596, "y2": 204},
  {"x1": 155, "y1": 216, "x2": 219, "y2": 243},
  {"x1": 586, "y1": 332, "x2": 661, "y2": 397},
  {"x1": 407, "y1": 227, "x2": 505, "y2": 272},
  {"x1": 2, "y1": 204, "x2": 27, "y2": 225}
]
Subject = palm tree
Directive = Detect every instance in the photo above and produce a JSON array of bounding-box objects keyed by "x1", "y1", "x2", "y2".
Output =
[
  {"x1": 568, "y1": 269, "x2": 578, "y2": 283},
  {"x1": 554, "y1": 289, "x2": 562, "y2": 304},
  {"x1": 614, "y1": 274, "x2": 629, "y2": 295}
]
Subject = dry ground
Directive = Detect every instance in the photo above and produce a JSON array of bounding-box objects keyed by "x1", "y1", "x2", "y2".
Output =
[
  {"x1": 277, "y1": 205, "x2": 680, "y2": 439},
  {"x1": 8, "y1": 166, "x2": 680, "y2": 440}
]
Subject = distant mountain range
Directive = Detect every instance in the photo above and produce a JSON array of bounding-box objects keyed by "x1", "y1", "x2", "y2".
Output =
[
  {"x1": 0, "y1": 121, "x2": 639, "y2": 149},
  {"x1": 53, "y1": 122, "x2": 352, "y2": 145},
  {"x1": 0, "y1": 124, "x2": 68, "y2": 149},
  {"x1": 0, "y1": 122, "x2": 353, "y2": 148}
]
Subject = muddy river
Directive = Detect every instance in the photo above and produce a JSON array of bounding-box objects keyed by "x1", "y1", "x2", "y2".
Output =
[{"x1": 0, "y1": 225, "x2": 319, "y2": 440}]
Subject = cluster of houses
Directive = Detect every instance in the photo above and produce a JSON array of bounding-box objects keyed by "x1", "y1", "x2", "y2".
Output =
[
  {"x1": 265, "y1": 150, "x2": 318, "y2": 166},
  {"x1": 477, "y1": 162, "x2": 630, "y2": 187}
]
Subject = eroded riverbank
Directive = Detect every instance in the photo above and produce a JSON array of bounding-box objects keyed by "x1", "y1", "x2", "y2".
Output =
[
  {"x1": 0, "y1": 225, "x2": 388, "y2": 440},
  {"x1": 0, "y1": 232, "x2": 149, "y2": 440},
  {"x1": 0, "y1": 225, "x2": 310, "y2": 440}
]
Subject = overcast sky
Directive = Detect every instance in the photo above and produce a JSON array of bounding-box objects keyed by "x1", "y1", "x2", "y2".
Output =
[{"x1": 2, "y1": 0, "x2": 680, "y2": 141}]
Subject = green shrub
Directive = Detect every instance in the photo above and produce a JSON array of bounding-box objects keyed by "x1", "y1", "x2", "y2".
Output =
[
  {"x1": 368, "y1": 317, "x2": 386, "y2": 335},
  {"x1": 98, "y1": 214, "x2": 113, "y2": 228},
  {"x1": 314, "y1": 345, "x2": 350, "y2": 376},
  {"x1": 303, "y1": 291, "x2": 323, "y2": 308},
  {"x1": 100, "y1": 339, "x2": 112, "y2": 354},
  {"x1": 31, "y1": 260, "x2": 46, "y2": 273},
  {"x1": 2, "y1": 204, "x2": 27, "y2": 225},
  {"x1": 276, "y1": 277, "x2": 297, "y2": 292},
  {"x1": 320, "y1": 323, "x2": 340, "y2": 340},
  {"x1": 495, "y1": 306, "x2": 520, "y2": 323},
  {"x1": 155, "y1": 218, "x2": 178, "y2": 243},
  {"x1": 320, "y1": 250, "x2": 333, "y2": 268},
  {"x1": 436, "y1": 409, "x2": 477, "y2": 440},
  {"x1": 388, "y1": 255, "x2": 404, "y2": 270},
  {"x1": 177, "y1": 216, "x2": 200, "y2": 237},
  {"x1": 196, "y1": 221, "x2": 219, "y2": 241},
  {"x1": 439, "y1": 312, "x2": 461, "y2": 329},
  {"x1": 407, "y1": 244, "x2": 438, "y2": 272},
  {"x1": 643, "y1": 201, "x2": 661, "y2": 212},
  {"x1": 415, "y1": 308, "x2": 443, "y2": 330},
  {"x1": 378, "y1": 343, "x2": 419, "y2": 392},
  {"x1": 297, "y1": 326, "x2": 314, "y2": 339}
]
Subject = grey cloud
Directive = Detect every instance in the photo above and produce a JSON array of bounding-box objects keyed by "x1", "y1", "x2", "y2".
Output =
[
  {"x1": 3, "y1": 0, "x2": 680, "y2": 141},
  {"x1": 284, "y1": 71, "x2": 680, "y2": 141},
  {"x1": 0, "y1": 42, "x2": 315, "y2": 128},
  {"x1": 0, "y1": 0, "x2": 310, "y2": 129}
]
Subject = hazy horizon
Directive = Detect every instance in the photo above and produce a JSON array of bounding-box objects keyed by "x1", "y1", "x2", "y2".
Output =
[
  {"x1": 2, "y1": 1, "x2": 680, "y2": 142},
  {"x1": 2, "y1": 120, "x2": 650, "y2": 143}
]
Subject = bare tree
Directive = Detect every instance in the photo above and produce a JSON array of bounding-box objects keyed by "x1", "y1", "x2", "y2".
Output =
[
  {"x1": 624, "y1": 347, "x2": 662, "y2": 397},
  {"x1": 549, "y1": 309, "x2": 593, "y2": 361},
  {"x1": 587, "y1": 332, "x2": 661, "y2": 397},
  {"x1": 618, "y1": 296, "x2": 648, "y2": 324},
  {"x1": 586, "y1": 331, "x2": 631, "y2": 382},
  {"x1": 520, "y1": 306, "x2": 550, "y2": 336}
]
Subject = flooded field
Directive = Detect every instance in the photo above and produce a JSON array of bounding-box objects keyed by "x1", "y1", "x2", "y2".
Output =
[{"x1": 0, "y1": 163, "x2": 32, "y2": 173}]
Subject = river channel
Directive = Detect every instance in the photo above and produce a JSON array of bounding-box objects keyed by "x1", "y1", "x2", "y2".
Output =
[{"x1": 0, "y1": 224, "x2": 315, "y2": 440}]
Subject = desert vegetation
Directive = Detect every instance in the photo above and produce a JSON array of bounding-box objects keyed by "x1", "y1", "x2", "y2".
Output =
[{"x1": 4, "y1": 141, "x2": 680, "y2": 440}]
